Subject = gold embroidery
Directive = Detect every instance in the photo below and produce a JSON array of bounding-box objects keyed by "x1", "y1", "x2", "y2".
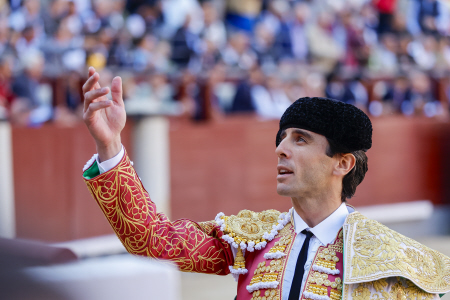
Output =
[
  {"x1": 85, "y1": 155, "x2": 229, "y2": 274},
  {"x1": 197, "y1": 221, "x2": 217, "y2": 234},
  {"x1": 248, "y1": 224, "x2": 295, "y2": 298},
  {"x1": 301, "y1": 229, "x2": 344, "y2": 300},
  {"x1": 309, "y1": 284, "x2": 328, "y2": 296},
  {"x1": 233, "y1": 248, "x2": 245, "y2": 269},
  {"x1": 309, "y1": 272, "x2": 342, "y2": 290},
  {"x1": 350, "y1": 278, "x2": 435, "y2": 300},
  {"x1": 251, "y1": 289, "x2": 279, "y2": 300},
  {"x1": 250, "y1": 274, "x2": 264, "y2": 285},
  {"x1": 345, "y1": 212, "x2": 450, "y2": 293},
  {"x1": 330, "y1": 289, "x2": 341, "y2": 300},
  {"x1": 315, "y1": 248, "x2": 340, "y2": 271},
  {"x1": 266, "y1": 236, "x2": 292, "y2": 255},
  {"x1": 222, "y1": 210, "x2": 281, "y2": 246}
]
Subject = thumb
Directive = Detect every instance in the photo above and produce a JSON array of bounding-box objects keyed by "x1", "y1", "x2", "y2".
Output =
[{"x1": 111, "y1": 76, "x2": 123, "y2": 106}]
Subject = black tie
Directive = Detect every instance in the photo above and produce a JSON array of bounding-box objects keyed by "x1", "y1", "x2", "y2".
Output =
[{"x1": 288, "y1": 229, "x2": 314, "y2": 300}]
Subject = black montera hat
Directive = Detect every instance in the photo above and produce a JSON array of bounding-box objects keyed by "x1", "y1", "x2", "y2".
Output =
[{"x1": 276, "y1": 97, "x2": 372, "y2": 152}]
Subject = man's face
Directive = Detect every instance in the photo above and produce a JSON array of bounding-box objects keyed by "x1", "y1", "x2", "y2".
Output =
[{"x1": 276, "y1": 128, "x2": 337, "y2": 198}]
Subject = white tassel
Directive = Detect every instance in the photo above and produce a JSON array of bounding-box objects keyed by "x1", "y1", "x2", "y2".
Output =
[
  {"x1": 312, "y1": 265, "x2": 340, "y2": 275},
  {"x1": 303, "y1": 291, "x2": 331, "y2": 300},
  {"x1": 215, "y1": 212, "x2": 225, "y2": 225},
  {"x1": 83, "y1": 154, "x2": 98, "y2": 172},
  {"x1": 231, "y1": 273, "x2": 239, "y2": 282},
  {"x1": 229, "y1": 265, "x2": 248, "y2": 275},
  {"x1": 246, "y1": 281, "x2": 279, "y2": 293},
  {"x1": 229, "y1": 266, "x2": 248, "y2": 282},
  {"x1": 264, "y1": 251, "x2": 286, "y2": 259},
  {"x1": 240, "y1": 242, "x2": 247, "y2": 250}
]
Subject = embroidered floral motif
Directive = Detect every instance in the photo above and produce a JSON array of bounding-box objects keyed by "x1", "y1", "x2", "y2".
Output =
[
  {"x1": 345, "y1": 213, "x2": 450, "y2": 294},
  {"x1": 350, "y1": 278, "x2": 436, "y2": 300},
  {"x1": 85, "y1": 153, "x2": 232, "y2": 274}
]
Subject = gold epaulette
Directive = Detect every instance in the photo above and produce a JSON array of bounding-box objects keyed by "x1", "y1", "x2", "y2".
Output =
[
  {"x1": 344, "y1": 212, "x2": 450, "y2": 294},
  {"x1": 215, "y1": 209, "x2": 292, "y2": 274}
]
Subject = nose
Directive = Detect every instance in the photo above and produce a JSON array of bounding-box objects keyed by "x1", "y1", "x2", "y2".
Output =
[{"x1": 275, "y1": 137, "x2": 291, "y2": 158}]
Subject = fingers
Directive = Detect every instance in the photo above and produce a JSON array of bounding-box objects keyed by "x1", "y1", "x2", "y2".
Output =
[
  {"x1": 83, "y1": 87, "x2": 110, "y2": 112},
  {"x1": 83, "y1": 71, "x2": 99, "y2": 94},
  {"x1": 111, "y1": 76, "x2": 124, "y2": 106},
  {"x1": 88, "y1": 66, "x2": 95, "y2": 78},
  {"x1": 84, "y1": 100, "x2": 113, "y2": 119},
  {"x1": 85, "y1": 87, "x2": 110, "y2": 103},
  {"x1": 87, "y1": 67, "x2": 101, "y2": 90}
]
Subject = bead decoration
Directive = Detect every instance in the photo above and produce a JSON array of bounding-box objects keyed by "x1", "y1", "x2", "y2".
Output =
[{"x1": 216, "y1": 209, "x2": 293, "y2": 279}]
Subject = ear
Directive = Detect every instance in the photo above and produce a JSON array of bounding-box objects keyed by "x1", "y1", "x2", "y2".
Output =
[{"x1": 333, "y1": 153, "x2": 356, "y2": 177}]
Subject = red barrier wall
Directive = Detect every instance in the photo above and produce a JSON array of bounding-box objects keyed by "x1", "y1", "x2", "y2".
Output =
[
  {"x1": 169, "y1": 116, "x2": 450, "y2": 221},
  {"x1": 11, "y1": 116, "x2": 450, "y2": 242},
  {"x1": 12, "y1": 123, "x2": 133, "y2": 242}
]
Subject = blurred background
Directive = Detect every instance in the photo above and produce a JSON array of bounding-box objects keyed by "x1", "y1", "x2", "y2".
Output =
[{"x1": 1, "y1": 0, "x2": 450, "y2": 298}]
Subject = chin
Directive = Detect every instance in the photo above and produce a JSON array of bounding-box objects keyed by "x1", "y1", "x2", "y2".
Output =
[{"x1": 276, "y1": 185, "x2": 293, "y2": 197}]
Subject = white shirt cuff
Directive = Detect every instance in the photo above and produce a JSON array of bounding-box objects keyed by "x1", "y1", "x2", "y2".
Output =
[{"x1": 97, "y1": 146, "x2": 125, "y2": 174}]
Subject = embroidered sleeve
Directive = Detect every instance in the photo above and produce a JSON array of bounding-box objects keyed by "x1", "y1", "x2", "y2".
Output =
[{"x1": 84, "y1": 151, "x2": 234, "y2": 274}]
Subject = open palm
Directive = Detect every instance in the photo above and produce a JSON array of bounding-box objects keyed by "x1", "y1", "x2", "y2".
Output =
[{"x1": 82, "y1": 67, "x2": 126, "y2": 161}]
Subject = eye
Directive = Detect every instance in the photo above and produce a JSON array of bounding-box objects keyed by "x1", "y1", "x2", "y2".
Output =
[{"x1": 296, "y1": 136, "x2": 306, "y2": 143}]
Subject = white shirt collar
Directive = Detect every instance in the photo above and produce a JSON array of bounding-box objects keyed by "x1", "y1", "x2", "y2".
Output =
[{"x1": 292, "y1": 202, "x2": 349, "y2": 245}]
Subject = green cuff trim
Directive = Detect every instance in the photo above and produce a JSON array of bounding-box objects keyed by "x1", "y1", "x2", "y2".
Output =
[
  {"x1": 440, "y1": 294, "x2": 445, "y2": 298},
  {"x1": 83, "y1": 160, "x2": 100, "y2": 179}
]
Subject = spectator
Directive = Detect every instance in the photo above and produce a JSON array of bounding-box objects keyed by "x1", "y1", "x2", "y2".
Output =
[
  {"x1": 368, "y1": 33, "x2": 399, "y2": 76},
  {"x1": 325, "y1": 72, "x2": 356, "y2": 105},
  {"x1": 382, "y1": 75, "x2": 411, "y2": 113},
  {"x1": 289, "y1": 2, "x2": 310, "y2": 62},
  {"x1": 0, "y1": 57, "x2": 15, "y2": 118},
  {"x1": 250, "y1": 72, "x2": 292, "y2": 119},
  {"x1": 307, "y1": 11, "x2": 344, "y2": 72},
  {"x1": 373, "y1": 0, "x2": 397, "y2": 34},
  {"x1": 171, "y1": 15, "x2": 201, "y2": 69},
  {"x1": 407, "y1": 70, "x2": 442, "y2": 117},
  {"x1": 230, "y1": 65, "x2": 263, "y2": 113},
  {"x1": 11, "y1": 49, "x2": 53, "y2": 126},
  {"x1": 225, "y1": 0, "x2": 262, "y2": 32},
  {"x1": 408, "y1": 34, "x2": 438, "y2": 71},
  {"x1": 1, "y1": 0, "x2": 450, "y2": 124},
  {"x1": 221, "y1": 32, "x2": 257, "y2": 70}
]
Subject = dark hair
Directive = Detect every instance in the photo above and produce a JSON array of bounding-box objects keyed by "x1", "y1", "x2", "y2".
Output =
[{"x1": 326, "y1": 138, "x2": 368, "y2": 202}]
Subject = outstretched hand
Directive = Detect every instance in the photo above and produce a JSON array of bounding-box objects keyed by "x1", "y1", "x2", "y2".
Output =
[{"x1": 82, "y1": 67, "x2": 126, "y2": 162}]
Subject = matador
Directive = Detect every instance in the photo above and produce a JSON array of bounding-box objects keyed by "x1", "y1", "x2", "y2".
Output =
[{"x1": 81, "y1": 67, "x2": 450, "y2": 300}]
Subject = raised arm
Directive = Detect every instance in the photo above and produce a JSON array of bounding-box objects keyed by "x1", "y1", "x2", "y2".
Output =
[{"x1": 82, "y1": 68, "x2": 234, "y2": 274}]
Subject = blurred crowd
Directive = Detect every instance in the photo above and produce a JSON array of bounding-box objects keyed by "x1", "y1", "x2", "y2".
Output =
[{"x1": 1, "y1": 0, "x2": 450, "y2": 126}]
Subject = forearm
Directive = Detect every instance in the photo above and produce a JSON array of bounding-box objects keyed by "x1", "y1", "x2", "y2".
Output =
[
  {"x1": 83, "y1": 150, "x2": 234, "y2": 274},
  {"x1": 96, "y1": 137, "x2": 122, "y2": 163}
]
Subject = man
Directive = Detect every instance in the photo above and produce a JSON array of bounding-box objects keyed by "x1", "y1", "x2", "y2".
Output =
[{"x1": 82, "y1": 66, "x2": 450, "y2": 300}]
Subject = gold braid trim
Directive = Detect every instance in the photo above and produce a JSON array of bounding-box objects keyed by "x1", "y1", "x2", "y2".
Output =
[{"x1": 344, "y1": 212, "x2": 450, "y2": 294}]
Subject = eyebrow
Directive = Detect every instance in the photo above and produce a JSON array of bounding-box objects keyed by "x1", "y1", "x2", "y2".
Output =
[{"x1": 281, "y1": 128, "x2": 314, "y2": 141}]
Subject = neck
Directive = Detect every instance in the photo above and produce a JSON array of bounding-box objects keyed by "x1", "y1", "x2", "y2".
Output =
[{"x1": 291, "y1": 193, "x2": 342, "y2": 228}]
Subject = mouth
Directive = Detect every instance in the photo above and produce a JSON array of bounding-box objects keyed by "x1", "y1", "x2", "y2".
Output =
[{"x1": 277, "y1": 166, "x2": 293, "y2": 179}]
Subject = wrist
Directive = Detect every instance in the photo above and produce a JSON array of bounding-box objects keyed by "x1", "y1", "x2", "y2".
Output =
[{"x1": 96, "y1": 139, "x2": 122, "y2": 163}]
